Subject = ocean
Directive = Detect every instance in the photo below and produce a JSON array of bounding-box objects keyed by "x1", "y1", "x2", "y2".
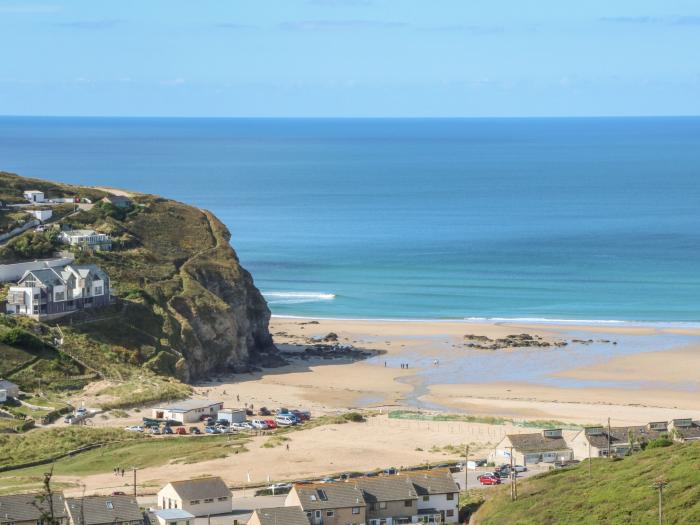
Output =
[{"x1": 1, "y1": 116, "x2": 699, "y2": 323}]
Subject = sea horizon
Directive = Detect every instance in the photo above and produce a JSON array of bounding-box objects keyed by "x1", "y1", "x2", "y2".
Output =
[{"x1": 2, "y1": 116, "x2": 699, "y2": 323}]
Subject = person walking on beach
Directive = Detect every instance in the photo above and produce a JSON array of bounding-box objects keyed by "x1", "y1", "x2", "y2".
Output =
[{"x1": 286, "y1": 443, "x2": 290, "y2": 452}]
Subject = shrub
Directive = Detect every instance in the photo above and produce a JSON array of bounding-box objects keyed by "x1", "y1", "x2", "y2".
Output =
[
  {"x1": 0, "y1": 327, "x2": 45, "y2": 351},
  {"x1": 646, "y1": 438, "x2": 673, "y2": 449}
]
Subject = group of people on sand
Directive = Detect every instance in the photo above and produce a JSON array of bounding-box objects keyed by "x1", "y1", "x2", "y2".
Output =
[{"x1": 113, "y1": 467, "x2": 125, "y2": 477}]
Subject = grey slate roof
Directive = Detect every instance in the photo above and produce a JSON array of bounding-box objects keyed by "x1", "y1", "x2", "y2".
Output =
[
  {"x1": 65, "y1": 495, "x2": 143, "y2": 525},
  {"x1": 403, "y1": 469, "x2": 459, "y2": 496},
  {"x1": 294, "y1": 483, "x2": 365, "y2": 510},
  {"x1": 584, "y1": 426, "x2": 665, "y2": 449},
  {"x1": 355, "y1": 476, "x2": 417, "y2": 503},
  {"x1": 166, "y1": 477, "x2": 230, "y2": 501},
  {"x1": 252, "y1": 506, "x2": 309, "y2": 525},
  {"x1": 0, "y1": 492, "x2": 67, "y2": 524},
  {"x1": 507, "y1": 432, "x2": 569, "y2": 453}
]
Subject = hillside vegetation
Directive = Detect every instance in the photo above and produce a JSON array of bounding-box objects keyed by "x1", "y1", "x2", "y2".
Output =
[
  {"x1": 0, "y1": 171, "x2": 274, "y2": 410},
  {"x1": 472, "y1": 442, "x2": 700, "y2": 525}
]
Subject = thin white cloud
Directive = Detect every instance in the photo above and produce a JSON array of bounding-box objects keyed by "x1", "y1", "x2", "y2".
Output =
[{"x1": 279, "y1": 19, "x2": 406, "y2": 31}]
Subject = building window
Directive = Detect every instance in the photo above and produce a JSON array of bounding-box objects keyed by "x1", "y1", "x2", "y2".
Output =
[
  {"x1": 352, "y1": 507, "x2": 361, "y2": 515},
  {"x1": 95, "y1": 286, "x2": 103, "y2": 296},
  {"x1": 446, "y1": 510, "x2": 454, "y2": 517},
  {"x1": 326, "y1": 510, "x2": 334, "y2": 517},
  {"x1": 379, "y1": 502, "x2": 387, "y2": 509},
  {"x1": 422, "y1": 495, "x2": 429, "y2": 502},
  {"x1": 217, "y1": 497, "x2": 227, "y2": 501},
  {"x1": 106, "y1": 501, "x2": 114, "y2": 510},
  {"x1": 190, "y1": 500, "x2": 200, "y2": 505},
  {"x1": 204, "y1": 499, "x2": 213, "y2": 503},
  {"x1": 447, "y1": 493, "x2": 455, "y2": 500},
  {"x1": 55, "y1": 291, "x2": 65, "y2": 301},
  {"x1": 404, "y1": 499, "x2": 412, "y2": 507}
]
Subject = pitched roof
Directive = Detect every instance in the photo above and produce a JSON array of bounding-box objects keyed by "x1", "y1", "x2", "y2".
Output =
[
  {"x1": 65, "y1": 495, "x2": 142, "y2": 525},
  {"x1": 0, "y1": 492, "x2": 67, "y2": 524},
  {"x1": 355, "y1": 476, "x2": 417, "y2": 503},
  {"x1": 582, "y1": 426, "x2": 666, "y2": 449},
  {"x1": 673, "y1": 421, "x2": 700, "y2": 441},
  {"x1": 156, "y1": 400, "x2": 223, "y2": 413},
  {"x1": 402, "y1": 469, "x2": 459, "y2": 496},
  {"x1": 165, "y1": 477, "x2": 230, "y2": 500},
  {"x1": 153, "y1": 509, "x2": 195, "y2": 520},
  {"x1": 293, "y1": 483, "x2": 365, "y2": 510},
  {"x1": 506, "y1": 432, "x2": 569, "y2": 453},
  {"x1": 252, "y1": 506, "x2": 309, "y2": 525}
]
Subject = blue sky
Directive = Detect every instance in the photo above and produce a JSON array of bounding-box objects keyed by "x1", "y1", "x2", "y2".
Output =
[{"x1": 1, "y1": 0, "x2": 699, "y2": 117}]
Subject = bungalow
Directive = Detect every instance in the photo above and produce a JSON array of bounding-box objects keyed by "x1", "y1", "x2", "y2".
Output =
[
  {"x1": 403, "y1": 469, "x2": 460, "y2": 524},
  {"x1": 27, "y1": 209, "x2": 53, "y2": 222},
  {"x1": 101, "y1": 195, "x2": 133, "y2": 209},
  {"x1": 59, "y1": 229, "x2": 112, "y2": 251},
  {"x1": 23, "y1": 190, "x2": 45, "y2": 203},
  {"x1": 7, "y1": 264, "x2": 110, "y2": 320},
  {"x1": 152, "y1": 400, "x2": 223, "y2": 424},
  {"x1": 149, "y1": 509, "x2": 194, "y2": 525},
  {"x1": 669, "y1": 419, "x2": 700, "y2": 442},
  {"x1": 157, "y1": 477, "x2": 231, "y2": 517},
  {"x1": 493, "y1": 429, "x2": 572, "y2": 466},
  {"x1": 570, "y1": 422, "x2": 668, "y2": 460},
  {"x1": 248, "y1": 506, "x2": 309, "y2": 525},
  {"x1": 64, "y1": 495, "x2": 143, "y2": 525},
  {"x1": 285, "y1": 482, "x2": 366, "y2": 525},
  {"x1": 0, "y1": 492, "x2": 68, "y2": 525},
  {"x1": 0, "y1": 380, "x2": 20, "y2": 399}
]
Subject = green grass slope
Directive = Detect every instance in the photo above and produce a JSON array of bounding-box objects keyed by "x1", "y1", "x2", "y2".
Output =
[{"x1": 472, "y1": 442, "x2": 700, "y2": 525}]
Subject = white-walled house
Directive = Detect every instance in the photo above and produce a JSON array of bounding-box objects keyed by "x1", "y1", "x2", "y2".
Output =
[
  {"x1": 150, "y1": 509, "x2": 194, "y2": 525},
  {"x1": 59, "y1": 229, "x2": 112, "y2": 251},
  {"x1": 23, "y1": 190, "x2": 45, "y2": 203},
  {"x1": 157, "y1": 477, "x2": 231, "y2": 517},
  {"x1": 27, "y1": 208, "x2": 52, "y2": 221},
  {"x1": 492, "y1": 429, "x2": 572, "y2": 466},
  {"x1": 404, "y1": 469, "x2": 460, "y2": 524},
  {"x1": 152, "y1": 400, "x2": 223, "y2": 424},
  {"x1": 0, "y1": 380, "x2": 20, "y2": 399}
]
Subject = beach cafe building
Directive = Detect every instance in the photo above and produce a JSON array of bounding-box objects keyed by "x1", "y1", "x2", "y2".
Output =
[{"x1": 152, "y1": 400, "x2": 223, "y2": 424}]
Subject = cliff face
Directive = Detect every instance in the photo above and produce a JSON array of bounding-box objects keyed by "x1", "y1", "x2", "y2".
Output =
[{"x1": 0, "y1": 171, "x2": 276, "y2": 382}]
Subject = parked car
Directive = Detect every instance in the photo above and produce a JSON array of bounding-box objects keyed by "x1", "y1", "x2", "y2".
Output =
[
  {"x1": 320, "y1": 477, "x2": 336, "y2": 483},
  {"x1": 125, "y1": 425, "x2": 144, "y2": 432},
  {"x1": 215, "y1": 419, "x2": 230, "y2": 427},
  {"x1": 264, "y1": 419, "x2": 277, "y2": 429},
  {"x1": 204, "y1": 426, "x2": 220, "y2": 434},
  {"x1": 64, "y1": 415, "x2": 74, "y2": 424},
  {"x1": 477, "y1": 474, "x2": 501, "y2": 486},
  {"x1": 267, "y1": 483, "x2": 292, "y2": 494},
  {"x1": 275, "y1": 415, "x2": 296, "y2": 426},
  {"x1": 383, "y1": 468, "x2": 398, "y2": 475},
  {"x1": 245, "y1": 409, "x2": 254, "y2": 416},
  {"x1": 258, "y1": 407, "x2": 271, "y2": 416},
  {"x1": 251, "y1": 419, "x2": 269, "y2": 429},
  {"x1": 189, "y1": 426, "x2": 201, "y2": 435},
  {"x1": 164, "y1": 426, "x2": 174, "y2": 435},
  {"x1": 199, "y1": 414, "x2": 212, "y2": 422},
  {"x1": 176, "y1": 427, "x2": 187, "y2": 435},
  {"x1": 233, "y1": 421, "x2": 255, "y2": 430},
  {"x1": 111, "y1": 491, "x2": 126, "y2": 496},
  {"x1": 292, "y1": 410, "x2": 310, "y2": 421},
  {"x1": 150, "y1": 427, "x2": 161, "y2": 435},
  {"x1": 204, "y1": 417, "x2": 215, "y2": 426},
  {"x1": 513, "y1": 465, "x2": 527, "y2": 473}
]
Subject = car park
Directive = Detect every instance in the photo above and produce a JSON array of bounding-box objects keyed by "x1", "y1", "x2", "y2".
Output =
[
  {"x1": 251, "y1": 419, "x2": 269, "y2": 429},
  {"x1": 164, "y1": 426, "x2": 174, "y2": 435},
  {"x1": 275, "y1": 415, "x2": 296, "y2": 426},
  {"x1": 189, "y1": 426, "x2": 201, "y2": 434},
  {"x1": 215, "y1": 419, "x2": 230, "y2": 427},
  {"x1": 204, "y1": 426, "x2": 220, "y2": 434},
  {"x1": 176, "y1": 427, "x2": 187, "y2": 435},
  {"x1": 264, "y1": 419, "x2": 277, "y2": 429},
  {"x1": 150, "y1": 427, "x2": 161, "y2": 435}
]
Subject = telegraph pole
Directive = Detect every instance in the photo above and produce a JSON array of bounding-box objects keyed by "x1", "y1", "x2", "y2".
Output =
[
  {"x1": 653, "y1": 478, "x2": 668, "y2": 525},
  {"x1": 132, "y1": 467, "x2": 137, "y2": 497},
  {"x1": 509, "y1": 447, "x2": 516, "y2": 502},
  {"x1": 588, "y1": 440, "x2": 592, "y2": 478},
  {"x1": 607, "y1": 417, "x2": 612, "y2": 459},
  {"x1": 464, "y1": 444, "x2": 469, "y2": 492}
]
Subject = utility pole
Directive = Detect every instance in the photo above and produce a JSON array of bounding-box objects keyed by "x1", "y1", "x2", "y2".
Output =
[
  {"x1": 607, "y1": 417, "x2": 612, "y2": 459},
  {"x1": 653, "y1": 478, "x2": 668, "y2": 525},
  {"x1": 509, "y1": 447, "x2": 516, "y2": 502},
  {"x1": 132, "y1": 467, "x2": 137, "y2": 497},
  {"x1": 464, "y1": 444, "x2": 469, "y2": 492},
  {"x1": 588, "y1": 440, "x2": 592, "y2": 479}
]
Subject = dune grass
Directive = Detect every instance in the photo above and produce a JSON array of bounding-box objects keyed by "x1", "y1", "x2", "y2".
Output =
[{"x1": 472, "y1": 442, "x2": 700, "y2": 525}]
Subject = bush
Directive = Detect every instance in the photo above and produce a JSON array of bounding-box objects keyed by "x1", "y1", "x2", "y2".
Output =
[
  {"x1": 342, "y1": 412, "x2": 366, "y2": 423},
  {"x1": 0, "y1": 327, "x2": 45, "y2": 351},
  {"x1": 646, "y1": 438, "x2": 673, "y2": 449}
]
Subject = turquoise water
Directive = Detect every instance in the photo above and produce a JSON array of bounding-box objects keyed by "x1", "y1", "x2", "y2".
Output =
[{"x1": 1, "y1": 117, "x2": 699, "y2": 322}]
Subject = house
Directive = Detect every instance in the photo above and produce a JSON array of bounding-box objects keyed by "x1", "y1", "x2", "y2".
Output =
[
  {"x1": 0, "y1": 389, "x2": 6, "y2": 403},
  {"x1": 101, "y1": 195, "x2": 133, "y2": 209},
  {"x1": 668, "y1": 419, "x2": 700, "y2": 442},
  {"x1": 0, "y1": 492, "x2": 68, "y2": 525},
  {"x1": 157, "y1": 477, "x2": 231, "y2": 517},
  {"x1": 248, "y1": 506, "x2": 309, "y2": 525},
  {"x1": 285, "y1": 482, "x2": 366, "y2": 525},
  {"x1": 570, "y1": 422, "x2": 668, "y2": 460},
  {"x1": 23, "y1": 190, "x2": 45, "y2": 203},
  {"x1": 149, "y1": 509, "x2": 194, "y2": 525},
  {"x1": 493, "y1": 429, "x2": 572, "y2": 466},
  {"x1": 355, "y1": 476, "x2": 418, "y2": 525},
  {"x1": 0, "y1": 379, "x2": 20, "y2": 399},
  {"x1": 58, "y1": 230, "x2": 112, "y2": 251},
  {"x1": 152, "y1": 400, "x2": 224, "y2": 424},
  {"x1": 403, "y1": 469, "x2": 460, "y2": 524},
  {"x1": 64, "y1": 495, "x2": 143, "y2": 525},
  {"x1": 216, "y1": 408, "x2": 246, "y2": 424},
  {"x1": 7, "y1": 264, "x2": 110, "y2": 320},
  {"x1": 27, "y1": 209, "x2": 53, "y2": 222}
]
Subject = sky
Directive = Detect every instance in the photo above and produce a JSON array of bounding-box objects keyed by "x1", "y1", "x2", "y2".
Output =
[{"x1": 1, "y1": 0, "x2": 699, "y2": 117}]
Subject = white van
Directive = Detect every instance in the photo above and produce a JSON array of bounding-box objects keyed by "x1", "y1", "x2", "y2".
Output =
[{"x1": 275, "y1": 415, "x2": 296, "y2": 426}]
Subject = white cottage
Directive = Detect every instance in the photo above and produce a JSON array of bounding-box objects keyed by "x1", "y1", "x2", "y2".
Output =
[{"x1": 157, "y1": 477, "x2": 231, "y2": 517}]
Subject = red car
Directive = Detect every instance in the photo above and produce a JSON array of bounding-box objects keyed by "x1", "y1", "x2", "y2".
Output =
[
  {"x1": 176, "y1": 427, "x2": 187, "y2": 435},
  {"x1": 477, "y1": 474, "x2": 501, "y2": 486},
  {"x1": 264, "y1": 419, "x2": 277, "y2": 429}
]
